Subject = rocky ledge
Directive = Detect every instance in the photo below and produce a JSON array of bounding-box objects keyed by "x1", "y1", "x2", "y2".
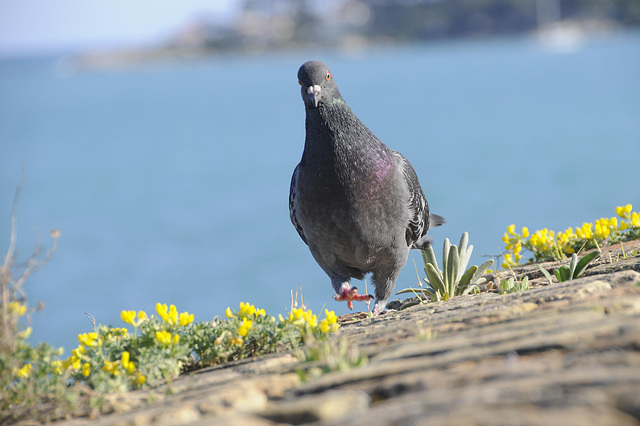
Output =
[{"x1": 65, "y1": 242, "x2": 640, "y2": 425}]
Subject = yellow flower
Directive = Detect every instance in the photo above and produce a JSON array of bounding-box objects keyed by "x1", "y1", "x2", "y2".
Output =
[
  {"x1": 172, "y1": 334, "x2": 180, "y2": 344},
  {"x1": 324, "y1": 309, "x2": 338, "y2": 325},
  {"x1": 288, "y1": 307, "x2": 305, "y2": 325},
  {"x1": 121, "y1": 351, "x2": 136, "y2": 373},
  {"x1": 52, "y1": 360, "x2": 64, "y2": 375},
  {"x1": 9, "y1": 301, "x2": 27, "y2": 316},
  {"x1": 318, "y1": 310, "x2": 339, "y2": 333},
  {"x1": 521, "y1": 227, "x2": 529, "y2": 238},
  {"x1": 502, "y1": 253, "x2": 517, "y2": 269},
  {"x1": 179, "y1": 312, "x2": 194, "y2": 326},
  {"x1": 632, "y1": 212, "x2": 639, "y2": 227},
  {"x1": 18, "y1": 326, "x2": 32, "y2": 339},
  {"x1": 156, "y1": 303, "x2": 168, "y2": 322},
  {"x1": 78, "y1": 332, "x2": 99, "y2": 347},
  {"x1": 122, "y1": 310, "x2": 147, "y2": 327},
  {"x1": 303, "y1": 310, "x2": 318, "y2": 327},
  {"x1": 595, "y1": 218, "x2": 611, "y2": 239},
  {"x1": 238, "y1": 302, "x2": 257, "y2": 318},
  {"x1": 230, "y1": 337, "x2": 244, "y2": 345},
  {"x1": 507, "y1": 224, "x2": 516, "y2": 235},
  {"x1": 135, "y1": 375, "x2": 147, "y2": 385},
  {"x1": 225, "y1": 307, "x2": 235, "y2": 318},
  {"x1": 103, "y1": 360, "x2": 119, "y2": 375},
  {"x1": 17, "y1": 363, "x2": 31, "y2": 378},
  {"x1": 576, "y1": 222, "x2": 593, "y2": 240},
  {"x1": 61, "y1": 357, "x2": 73, "y2": 371},
  {"x1": 73, "y1": 345, "x2": 85, "y2": 356},
  {"x1": 155, "y1": 330, "x2": 172, "y2": 345},
  {"x1": 238, "y1": 317, "x2": 253, "y2": 336},
  {"x1": 71, "y1": 354, "x2": 82, "y2": 370},
  {"x1": 168, "y1": 305, "x2": 178, "y2": 324},
  {"x1": 121, "y1": 310, "x2": 136, "y2": 326},
  {"x1": 616, "y1": 204, "x2": 632, "y2": 219},
  {"x1": 156, "y1": 303, "x2": 182, "y2": 325},
  {"x1": 82, "y1": 363, "x2": 91, "y2": 377}
]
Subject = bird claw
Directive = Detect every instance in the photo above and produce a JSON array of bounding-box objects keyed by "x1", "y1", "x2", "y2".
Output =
[{"x1": 334, "y1": 287, "x2": 374, "y2": 310}]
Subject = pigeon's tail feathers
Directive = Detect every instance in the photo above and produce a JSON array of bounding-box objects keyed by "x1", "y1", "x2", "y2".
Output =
[
  {"x1": 429, "y1": 214, "x2": 446, "y2": 229},
  {"x1": 395, "y1": 152, "x2": 430, "y2": 247},
  {"x1": 411, "y1": 214, "x2": 445, "y2": 249}
]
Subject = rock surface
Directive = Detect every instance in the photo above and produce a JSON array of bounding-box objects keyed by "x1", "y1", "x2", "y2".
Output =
[{"x1": 63, "y1": 242, "x2": 640, "y2": 425}]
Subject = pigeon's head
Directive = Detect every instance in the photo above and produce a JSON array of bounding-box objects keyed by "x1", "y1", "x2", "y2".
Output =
[{"x1": 298, "y1": 60, "x2": 342, "y2": 110}]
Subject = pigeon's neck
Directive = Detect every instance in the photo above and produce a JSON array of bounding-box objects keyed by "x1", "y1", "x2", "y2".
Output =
[
  {"x1": 305, "y1": 103, "x2": 381, "y2": 152},
  {"x1": 302, "y1": 102, "x2": 393, "y2": 182}
]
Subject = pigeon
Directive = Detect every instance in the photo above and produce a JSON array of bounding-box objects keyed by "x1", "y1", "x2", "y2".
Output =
[{"x1": 289, "y1": 60, "x2": 444, "y2": 316}]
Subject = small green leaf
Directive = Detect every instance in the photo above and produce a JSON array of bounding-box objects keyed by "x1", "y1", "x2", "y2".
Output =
[
  {"x1": 422, "y1": 244, "x2": 439, "y2": 274},
  {"x1": 457, "y1": 265, "x2": 478, "y2": 291},
  {"x1": 554, "y1": 266, "x2": 570, "y2": 282},
  {"x1": 425, "y1": 263, "x2": 446, "y2": 295},
  {"x1": 446, "y1": 245, "x2": 459, "y2": 296},
  {"x1": 396, "y1": 287, "x2": 421, "y2": 295},
  {"x1": 442, "y1": 238, "x2": 451, "y2": 273},
  {"x1": 457, "y1": 232, "x2": 471, "y2": 274},
  {"x1": 569, "y1": 253, "x2": 578, "y2": 280},
  {"x1": 573, "y1": 250, "x2": 601, "y2": 278},
  {"x1": 553, "y1": 268, "x2": 562, "y2": 282},
  {"x1": 470, "y1": 259, "x2": 494, "y2": 285},
  {"x1": 538, "y1": 265, "x2": 553, "y2": 285}
]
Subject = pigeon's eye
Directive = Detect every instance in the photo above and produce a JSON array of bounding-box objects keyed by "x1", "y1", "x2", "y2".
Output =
[{"x1": 325, "y1": 72, "x2": 331, "y2": 81}]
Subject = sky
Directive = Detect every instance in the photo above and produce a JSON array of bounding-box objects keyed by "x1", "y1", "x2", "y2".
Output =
[{"x1": 0, "y1": 0, "x2": 239, "y2": 56}]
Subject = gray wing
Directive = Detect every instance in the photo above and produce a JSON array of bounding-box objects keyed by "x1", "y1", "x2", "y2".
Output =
[
  {"x1": 394, "y1": 152, "x2": 430, "y2": 249},
  {"x1": 289, "y1": 164, "x2": 308, "y2": 245}
]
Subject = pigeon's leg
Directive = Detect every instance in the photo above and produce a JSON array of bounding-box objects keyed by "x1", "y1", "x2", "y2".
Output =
[
  {"x1": 372, "y1": 299, "x2": 388, "y2": 316},
  {"x1": 371, "y1": 272, "x2": 400, "y2": 316},
  {"x1": 331, "y1": 278, "x2": 373, "y2": 310}
]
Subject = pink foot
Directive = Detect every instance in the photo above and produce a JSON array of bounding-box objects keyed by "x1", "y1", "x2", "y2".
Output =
[{"x1": 334, "y1": 286, "x2": 373, "y2": 310}]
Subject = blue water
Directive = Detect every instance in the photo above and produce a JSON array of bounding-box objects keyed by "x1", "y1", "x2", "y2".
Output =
[{"x1": 2, "y1": 31, "x2": 639, "y2": 353}]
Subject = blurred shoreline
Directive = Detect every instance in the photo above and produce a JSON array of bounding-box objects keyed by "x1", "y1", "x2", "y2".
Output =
[{"x1": 66, "y1": 0, "x2": 636, "y2": 70}]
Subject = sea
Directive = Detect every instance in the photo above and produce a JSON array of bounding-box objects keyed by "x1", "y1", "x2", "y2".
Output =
[{"x1": 1, "y1": 30, "x2": 639, "y2": 353}]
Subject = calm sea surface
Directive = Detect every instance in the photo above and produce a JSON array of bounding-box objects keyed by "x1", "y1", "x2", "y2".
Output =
[{"x1": 1, "y1": 31, "x2": 639, "y2": 352}]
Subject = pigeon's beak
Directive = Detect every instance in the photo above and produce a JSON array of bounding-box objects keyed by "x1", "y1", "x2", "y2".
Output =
[{"x1": 304, "y1": 85, "x2": 322, "y2": 108}]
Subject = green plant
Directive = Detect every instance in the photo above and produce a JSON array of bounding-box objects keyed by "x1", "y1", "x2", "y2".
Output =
[
  {"x1": 502, "y1": 204, "x2": 640, "y2": 266},
  {"x1": 397, "y1": 232, "x2": 494, "y2": 303},
  {"x1": 1, "y1": 180, "x2": 77, "y2": 424},
  {"x1": 61, "y1": 302, "x2": 342, "y2": 394},
  {"x1": 498, "y1": 276, "x2": 530, "y2": 294},
  {"x1": 294, "y1": 336, "x2": 367, "y2": 382},
  {"x1": 0, "y1": 180, "x2": 344, "y2": 422},
  {"x1": 539, "y1": 251, "x2": 601, "y2": 284}
]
